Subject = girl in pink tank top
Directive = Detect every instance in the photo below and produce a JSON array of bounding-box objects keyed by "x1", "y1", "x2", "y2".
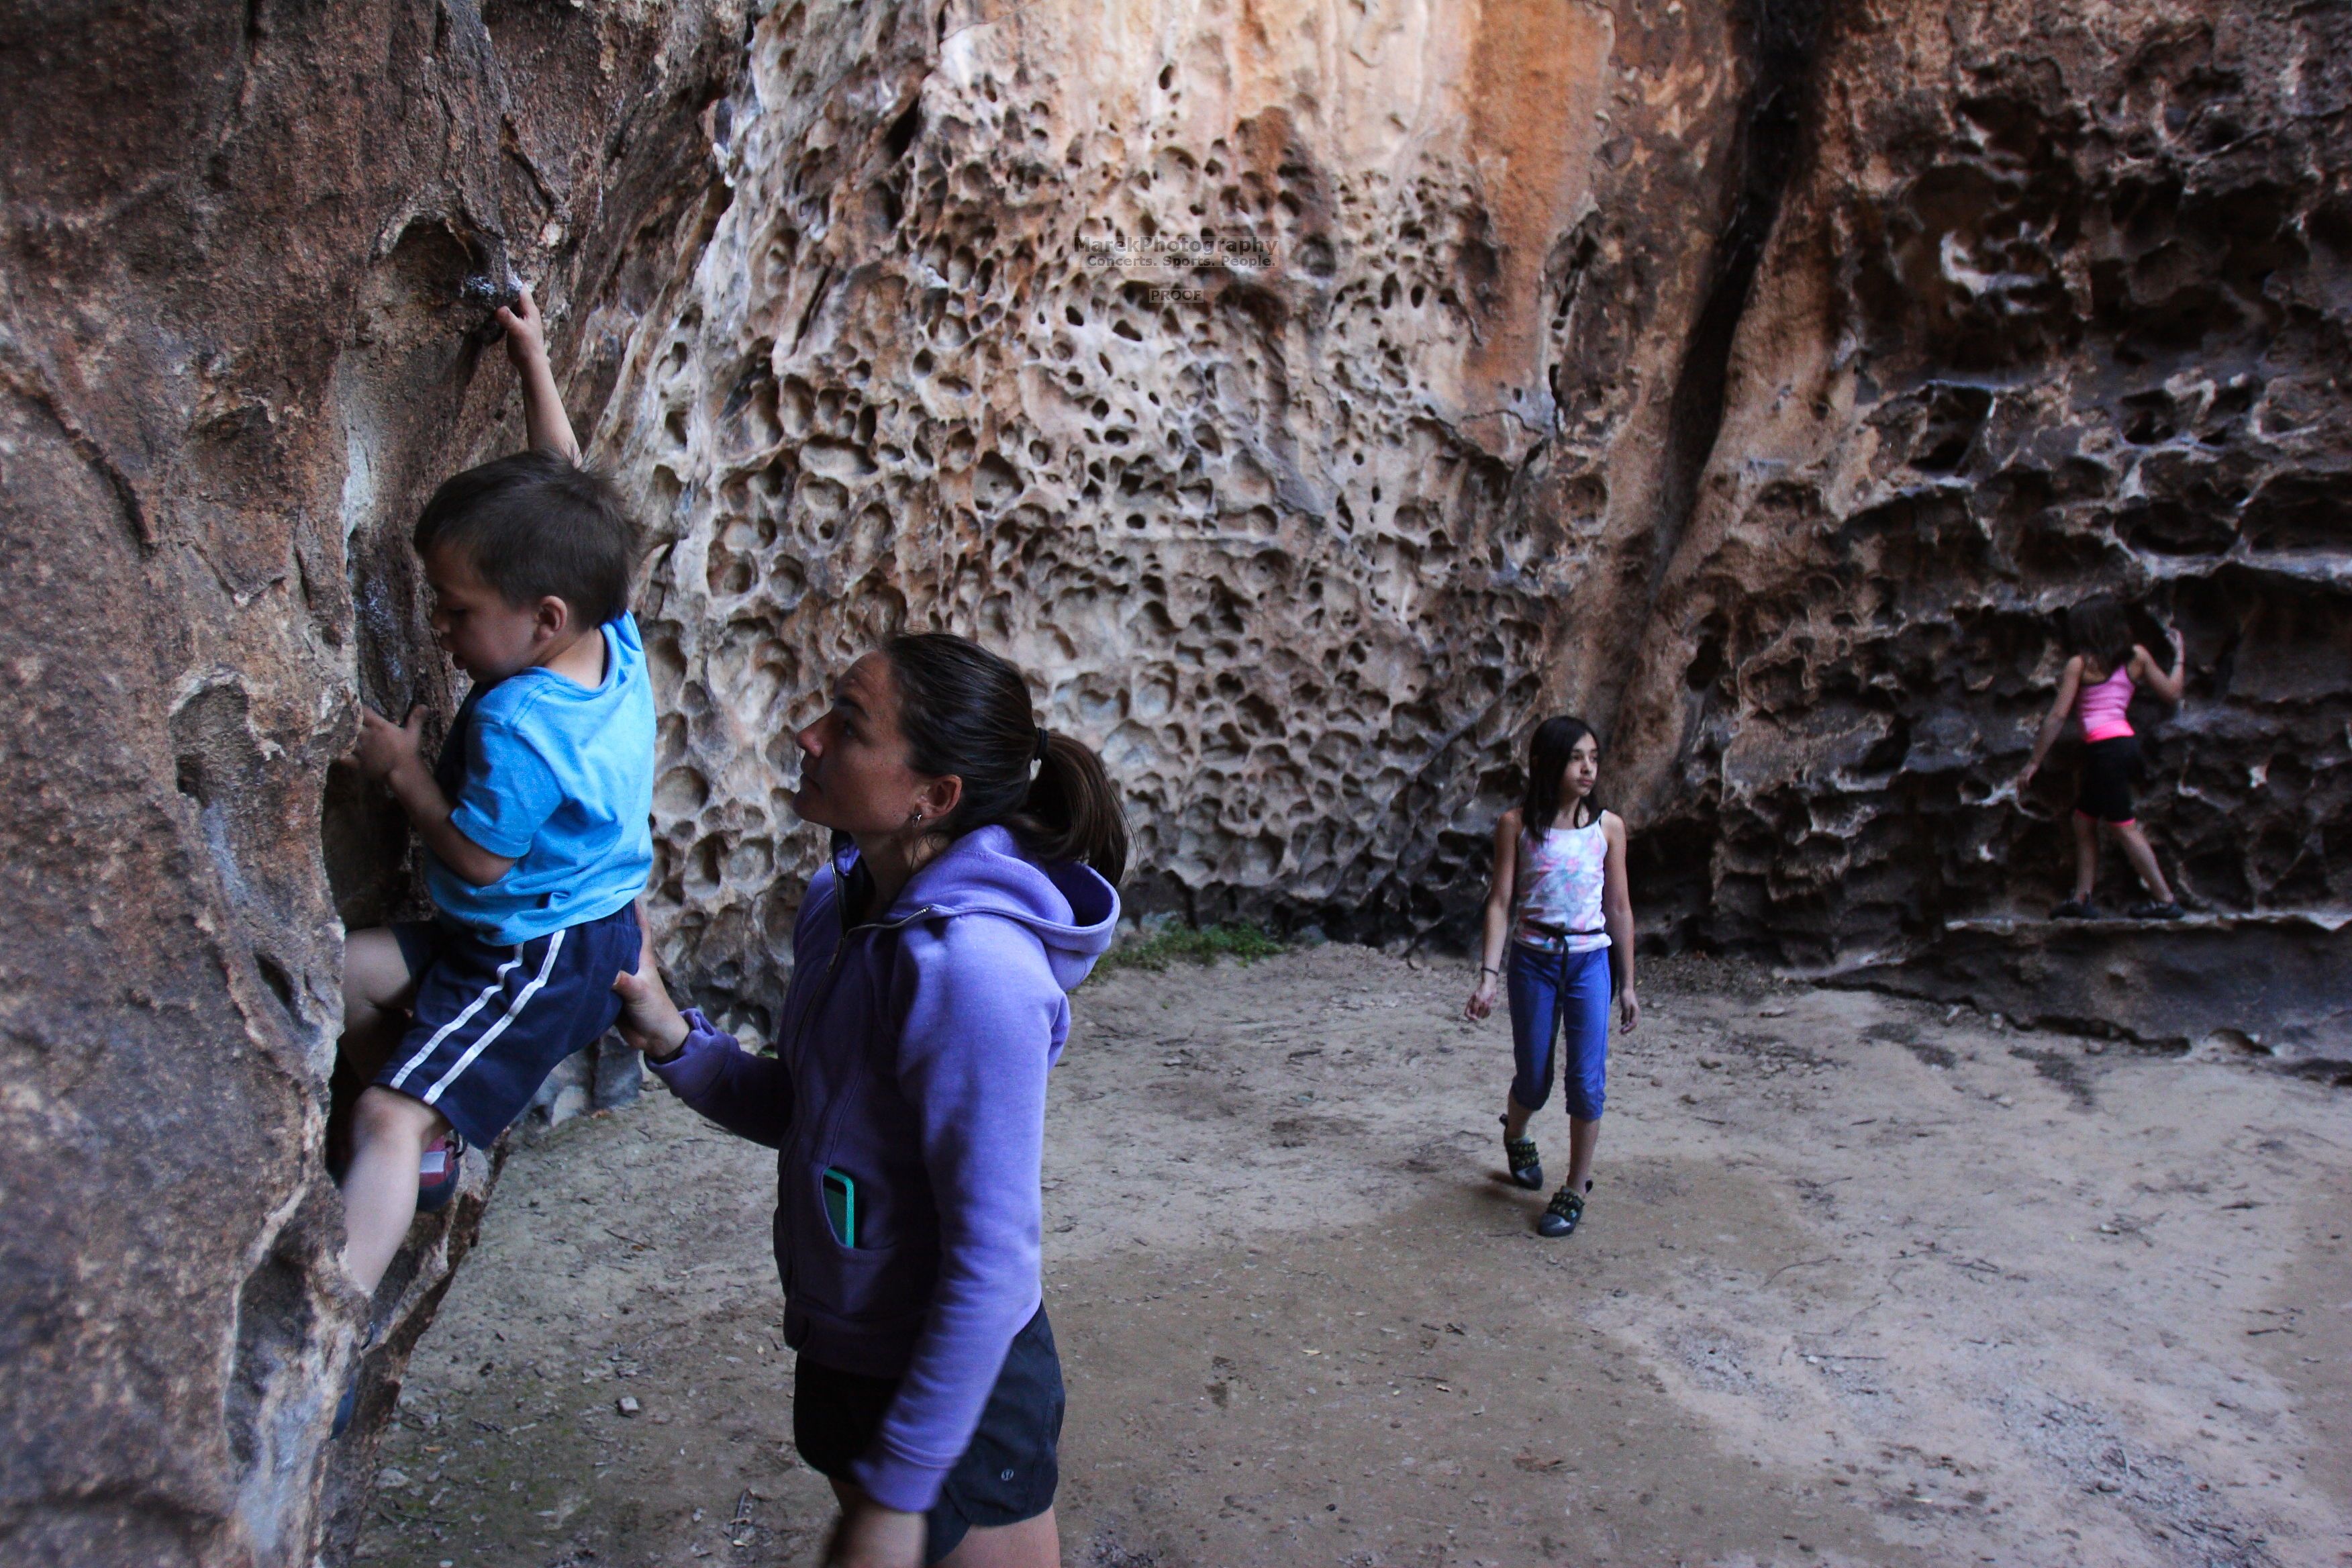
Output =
[
  {"x1": 2018, "y1": 597, "x2": 2190, "y2": 920},
  {"x1": 2075, "y1": 663, "x2": 2135, "y2": 743}
]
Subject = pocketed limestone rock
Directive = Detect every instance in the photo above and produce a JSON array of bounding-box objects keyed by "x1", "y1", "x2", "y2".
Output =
[
  {"x1": 0, "y1": 5, "x2": 746, "y2": 1564},
  {"x1": 8, "y1": 4, "x2": 2348, "y2": 1567}
]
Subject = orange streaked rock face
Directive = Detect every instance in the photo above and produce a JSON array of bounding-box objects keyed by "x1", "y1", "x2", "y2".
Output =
[{"x1": 7, "y1": 1, "x2": 2347, "y2": 1563}]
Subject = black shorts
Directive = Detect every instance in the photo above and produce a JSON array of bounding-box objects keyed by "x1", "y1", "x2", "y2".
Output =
[
  {"x1": 2075, "y1": 735, "x2": 2141, "y2": 824},
  {"x1": 794, "y1": 1307, "x2": 1064, "y2": 1565},
  {"x1": 378, "y1": 903, "x2": 638, "y2": 1146}
]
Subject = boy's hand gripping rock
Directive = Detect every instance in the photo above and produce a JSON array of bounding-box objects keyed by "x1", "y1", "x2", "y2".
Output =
[
  {"x1": 496, "y1": 285, "x2": 549, "y2": 373},
  {"x1": 348, "y1": 703, "x2": 427, "y2": 788},
  {"x1": 495, "y1": 284, "x2": 581, "y2": 462}
]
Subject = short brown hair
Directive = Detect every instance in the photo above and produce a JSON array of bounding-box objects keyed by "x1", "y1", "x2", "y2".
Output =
[{"x1": 413, "y1": 450, "x2": 641, "y2": 626}]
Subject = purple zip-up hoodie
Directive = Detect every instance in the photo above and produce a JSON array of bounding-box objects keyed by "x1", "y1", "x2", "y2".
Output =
[{"x1": 647, "y1": 824, "x2": 1116, "y2": 1513}]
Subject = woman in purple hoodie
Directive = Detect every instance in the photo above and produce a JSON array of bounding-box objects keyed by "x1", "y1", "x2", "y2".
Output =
[{"x1": 609, "y1": 632, "x2": 1124, "y2": 1568}]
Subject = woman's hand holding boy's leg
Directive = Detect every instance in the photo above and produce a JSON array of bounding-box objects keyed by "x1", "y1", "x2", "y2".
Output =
[{"x1": 611, "y1": 905, "x2": 691, "y2": 1062}]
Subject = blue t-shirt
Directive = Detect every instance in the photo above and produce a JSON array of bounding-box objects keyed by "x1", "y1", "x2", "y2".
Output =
[{"x1": 427, "y1": 613, "x2": 656, "y2": 945}]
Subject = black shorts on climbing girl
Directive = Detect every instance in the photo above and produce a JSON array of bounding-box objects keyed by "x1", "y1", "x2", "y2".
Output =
[
  {"x1": 376, "y1": 901, "x2": 640, "y2": 1146},
  {"x1": 2075, "y1": 735, "x2": 2141, "y2": 825}
]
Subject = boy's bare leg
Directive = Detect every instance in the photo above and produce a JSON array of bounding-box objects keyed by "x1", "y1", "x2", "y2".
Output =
[
  {"x1": 342, "y1": 1086, "x2": 449, "y2": 1295},
  {"x1": 2108, "y1": 822, "x2": 2175, "y2": 903},
  {"x1": 342, "y1": 928, "x2": 418, "y2": 1076}
]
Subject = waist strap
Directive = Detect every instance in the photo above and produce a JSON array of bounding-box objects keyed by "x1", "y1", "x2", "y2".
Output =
[{"x1": 1520, "y1": 922, "x2": 1606, "y2": 948}]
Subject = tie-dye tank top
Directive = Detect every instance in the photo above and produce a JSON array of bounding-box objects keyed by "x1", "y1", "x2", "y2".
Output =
[{"x1": 1513, "y1": 818, "x2": 1610, "y2": 954}]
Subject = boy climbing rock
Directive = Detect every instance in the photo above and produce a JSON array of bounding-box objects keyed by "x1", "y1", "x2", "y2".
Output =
[{"x1": 334, "y1": 286, "x2": 653, "y2": 1426}]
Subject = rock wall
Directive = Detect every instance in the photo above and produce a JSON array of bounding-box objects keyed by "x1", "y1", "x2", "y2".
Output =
[
  {"x1": 613, "y1": 0, "x2": 2347, "y2": 1042},
  {"x1": 616, "y1": 0, "x2": 1784, "y2": 1028},
  {"x1": 1611, "y1": 0, "x2": 2352, "y2": 995},
  {"x1": 5, "y1": 0, "x2": 2347, "y2": 1564},
  {"x1": 0, "y1": 3, "x2": 746, "y2": 1563}
]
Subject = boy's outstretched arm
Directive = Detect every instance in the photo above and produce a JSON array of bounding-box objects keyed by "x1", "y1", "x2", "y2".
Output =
[
  {"x1": 348, "y1": 705, "x2": 518, "y2": 887},
  {"x1": 498, "y1": 285, "x2": 581, "y2": 463}
]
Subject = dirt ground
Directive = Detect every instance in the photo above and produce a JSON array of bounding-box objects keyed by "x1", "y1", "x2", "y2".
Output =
[{"x1": 354, "y1": 946, "x2": 2352, "y2": 1568}]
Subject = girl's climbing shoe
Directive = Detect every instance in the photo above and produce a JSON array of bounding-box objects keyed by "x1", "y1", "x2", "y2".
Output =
[
  {"x1": 2128, "y1": 900, "x2": 2184, "y2": 920},
  {"x1": 1500, "y1": 1118, "x2": 1542, "y2": 1189},
  {"x1": 2051, "y1": 897, "x2": 2101, "y2": 920},
  {"x1": 1536, "y1": 1184, "x2": 1587, "y2": 1238},
  {"x1": 415, "y1": 1132, "x2": 464, "y2": 1215}
]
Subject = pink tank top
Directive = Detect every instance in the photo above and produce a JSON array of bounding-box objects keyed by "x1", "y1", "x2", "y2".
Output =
[{"x1": 2077, "y1": 663, "x2": 2134, "y2": 742}]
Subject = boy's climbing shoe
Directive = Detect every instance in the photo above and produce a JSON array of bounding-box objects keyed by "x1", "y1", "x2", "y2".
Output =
[
  {"x1": 332, "y1": 1324, "x2": 382, "y2": 1439},
  {"x1": 2050, "y1": 897, "x2": 2101, "y2": 920},
  {"x1": 1500, "y1": 1118, "x2": 1542, "y2": 1189},
  {"x1": 415, "y1": 1132, "x2": 464, "y2": 1215},
  {"x1": 1536, "y1": 1184, "x2": 1587, "y2": 1238},
  {"x1": 2128, "y1": 900, "x2": 2184, "y2": 920},
  {"x1": 331, "y1": 1374, "x2": 361, "y2": 1440}
]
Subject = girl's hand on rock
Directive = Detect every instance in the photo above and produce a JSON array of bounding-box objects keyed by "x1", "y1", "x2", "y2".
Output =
[{"x1": 611, "y1": 915, "x2": 690, "y2": 1061}]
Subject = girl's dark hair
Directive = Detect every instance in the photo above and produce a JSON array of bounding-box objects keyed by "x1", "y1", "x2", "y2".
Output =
[
  {"x1": 415, "y1": 450, "x2": 642, "y2": 626},
  {"x1": 883, "y1": 632, "x2": 1129, "y2": 882},
  {"x1": 1523, "y1": 716, "x2": 1602, "y2": 831},
  {"x1": 2062, "y1": 597, "x2": 2135, "y2": 674}
]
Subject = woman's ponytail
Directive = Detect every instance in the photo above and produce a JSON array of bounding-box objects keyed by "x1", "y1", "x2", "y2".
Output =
[
  {"x1": 1014, "y1": 730, "x2": 1130, "y2": 883},
  {"x1": 881, "y1": 632, "x2": 1130, "y2": 883}
]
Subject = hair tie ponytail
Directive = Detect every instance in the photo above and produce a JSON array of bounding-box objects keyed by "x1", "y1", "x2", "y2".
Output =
[{"x1": 881, "y1": 633, "x2": 1130, "y2": 882}]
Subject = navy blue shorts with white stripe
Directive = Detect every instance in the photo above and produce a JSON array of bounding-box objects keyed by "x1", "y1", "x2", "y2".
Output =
[{"x1": 379, "y1": 902, "x2": 640, "y2": 1146}]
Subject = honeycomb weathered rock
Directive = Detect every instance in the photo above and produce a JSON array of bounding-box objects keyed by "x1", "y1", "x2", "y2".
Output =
[
  {"x1": 597, "y1": 0, "x2": 2347, "y2": 1037},
  {"x1": 1609, "y1": 0, "x2": 2352, "y2": 1027},
  {"x1": 605, "y1": 0, "x2": 1778, "y2": 1029},
  {"x1": 6, "y1": 1, "x2": 2349, "y2": 1564}
]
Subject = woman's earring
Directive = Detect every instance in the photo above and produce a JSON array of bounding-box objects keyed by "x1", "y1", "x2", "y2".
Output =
[{"x1": 910, "y1": 810, "x2": 925, "y2": 824}]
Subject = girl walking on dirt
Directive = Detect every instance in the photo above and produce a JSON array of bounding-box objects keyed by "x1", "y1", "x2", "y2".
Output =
[
  {"x1": 1465, "y1": 717, "x2": 1638, "y2": 1238},
  {"x1": 609, "y1": 632, "x2": 1126, "y2": 1568},
  {"x1": 2016, "y1": 597, "x2": 2187, "y2": 920}
]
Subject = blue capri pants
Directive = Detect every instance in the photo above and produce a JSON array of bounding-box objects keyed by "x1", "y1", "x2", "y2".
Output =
[{"x1": 1507, "y1": 942, "x2": 1612, "y2": 1121}]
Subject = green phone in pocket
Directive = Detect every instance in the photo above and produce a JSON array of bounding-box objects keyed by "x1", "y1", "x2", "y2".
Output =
[{"x1": 821, "y1": 1167, "x2": 857, "y2": 1248}]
